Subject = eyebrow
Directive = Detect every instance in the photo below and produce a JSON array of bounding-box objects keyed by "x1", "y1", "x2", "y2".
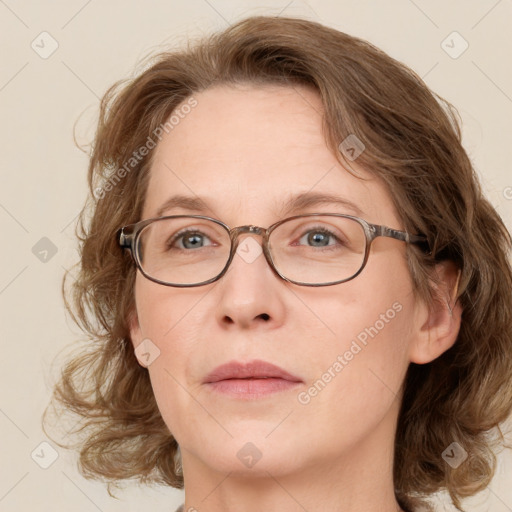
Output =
[
  {"x1": 155, "y1": 191, "x2": 365, "y2": 219},
  {"x1": 279, "y1": 191, "x2": 365, "y2": 217}
]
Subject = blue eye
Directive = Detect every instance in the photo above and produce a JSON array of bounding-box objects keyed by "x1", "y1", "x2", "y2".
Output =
[
  {"x1": 297, "y1": 228, "x2": 342, "y2": 248},
  {"x1": 170, "y1": 230, "x2": 214, "y2": 250},
  {"x1": 301, "y1": 230, "x2": 332, "y2": 247}
]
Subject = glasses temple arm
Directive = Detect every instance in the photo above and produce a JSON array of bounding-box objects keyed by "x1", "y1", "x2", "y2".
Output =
[
  {"x1": 376, "y1": 225, "x2": 430, "y2": 249},
  {"x1": 118, "y1": 227, "x2": 133, "y2": 249}
]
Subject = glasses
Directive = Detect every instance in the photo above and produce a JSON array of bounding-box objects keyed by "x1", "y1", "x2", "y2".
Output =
[{"x1": 118, "y1": 214, "x2": 429, "y2": 287}]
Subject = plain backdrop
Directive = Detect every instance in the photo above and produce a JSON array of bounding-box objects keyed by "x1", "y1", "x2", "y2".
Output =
[{"x1": 1, "y1": 1, "x2": 511, "y2": 511}]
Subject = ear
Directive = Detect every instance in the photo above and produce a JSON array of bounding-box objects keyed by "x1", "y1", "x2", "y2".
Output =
[
  {"x1": 409, "y1": 260, "x2": 462, "y2": 364},
  {"x1": 127, "y1": 307, "x2": 146, "y2": 367}
]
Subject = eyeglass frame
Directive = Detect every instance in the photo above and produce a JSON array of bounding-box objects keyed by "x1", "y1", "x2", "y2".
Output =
[{"x1": 118, "y1": 213, "x2": 430, "y2": 288}]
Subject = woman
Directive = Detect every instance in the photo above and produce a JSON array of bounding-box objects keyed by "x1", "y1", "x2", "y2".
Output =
[{"x1": 44, "y1": 15, "x2": 512, "y2": 512}]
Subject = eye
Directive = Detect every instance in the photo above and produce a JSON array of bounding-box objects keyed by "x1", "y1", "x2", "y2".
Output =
[
  {"x1": 169, "y1": 230, "x2": 214, "y2": 250},
  {"x1": 297, "y1": 227, "x2": 344, "y2": 248}
]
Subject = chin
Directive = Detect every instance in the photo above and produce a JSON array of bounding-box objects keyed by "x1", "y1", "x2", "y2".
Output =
[{"x1": 209, "y1": 448, "x2": 300, "y2": 478}]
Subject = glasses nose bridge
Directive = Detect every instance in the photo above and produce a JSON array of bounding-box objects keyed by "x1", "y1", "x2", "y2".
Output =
[
  {"x1": 228, "y1": 224, "x2": 274, "y2": 269},
  {"x1": 229, "y1": 224, "x2": 267, "y2": 245}
]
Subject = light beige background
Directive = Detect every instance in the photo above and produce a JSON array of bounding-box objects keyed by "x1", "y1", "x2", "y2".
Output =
[{"x1": 1, "y1": 1, "x2": 511, "y2": 511}]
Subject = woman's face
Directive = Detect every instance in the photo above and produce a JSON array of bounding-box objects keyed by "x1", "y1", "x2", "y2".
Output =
[{"x1": 130, "y1": 83, "x2": 427, "y2": 477}]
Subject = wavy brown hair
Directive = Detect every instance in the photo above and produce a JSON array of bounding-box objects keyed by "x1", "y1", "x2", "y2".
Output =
[{"x1": 43, "y1": 15, "x2": 512, "y2": 511}]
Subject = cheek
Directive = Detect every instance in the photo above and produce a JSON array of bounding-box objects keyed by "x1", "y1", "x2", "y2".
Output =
[
  {"x1": 286, "y1": 307, "x2": 412, "y2": 461},
  {"x1": 134, "y1": 275, "x2": 206, "y2": 343},
  {"x1": 299, "y1": 293, "x2": 412, "y2": 396},
  {"x1": 296, "y1": 250, "x2": 415, "y2": 414},
  {"x1": 132, "y1": 275, "x2": 225, "y2": 441},
  {"x1": 299, "y1": 247, "x2": 415, "y2": 356}
]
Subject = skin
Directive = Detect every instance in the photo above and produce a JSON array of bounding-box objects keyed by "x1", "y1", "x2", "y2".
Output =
[{"x1": 129, "y1": 83, "x2": 462, "y2": 512}]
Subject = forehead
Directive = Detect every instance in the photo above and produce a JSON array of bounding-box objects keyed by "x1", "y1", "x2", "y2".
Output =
[{"x1": 143, "y1": 84, "x2": 400, "y2": 227}]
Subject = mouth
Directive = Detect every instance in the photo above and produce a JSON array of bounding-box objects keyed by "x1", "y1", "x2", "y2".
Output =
[{"x1": 203, "y1": 359, "x2": 303, "y2": 399}]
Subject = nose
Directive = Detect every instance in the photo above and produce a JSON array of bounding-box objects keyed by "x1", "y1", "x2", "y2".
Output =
[{"x1": 214, "y1": 231, "x2": 286, "y2": 330}]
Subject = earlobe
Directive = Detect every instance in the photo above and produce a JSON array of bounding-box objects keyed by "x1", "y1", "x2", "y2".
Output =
[
  {"x1": 127, "y1": 307, "x2": 144, "y2": 352},
  {"x1": 409, "y1": 261, "x2": 463, "y2": 365},
  {"x1": 128, "y1": 308, "x2": 151, "y2": 368}
]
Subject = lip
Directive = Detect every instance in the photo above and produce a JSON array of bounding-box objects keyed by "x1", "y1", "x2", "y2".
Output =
[
  {"x1": 203, "y1": 359, "x2": 303, "y2": 399},
  {"x1": 203, "y1": 359, "x2": 302, "y2": 383}
]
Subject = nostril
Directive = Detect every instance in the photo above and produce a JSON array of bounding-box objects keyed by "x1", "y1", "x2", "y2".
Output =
[{"x1": 259, "y1": 313, "x2": 270, "y2": 321}]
